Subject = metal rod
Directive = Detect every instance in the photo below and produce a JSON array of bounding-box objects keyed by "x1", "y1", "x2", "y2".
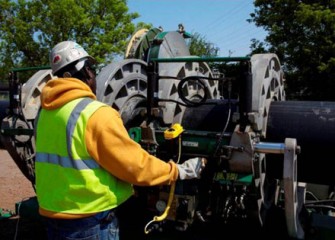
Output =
[
  {"x1": 12, "y1": 66, "x2": 50, "y2": 72},
  {"x1": 150, "y1": 56, "x2": 250, "y2": 63},
  {"x1": 254, "y1": 142, "x2": 285, "y2": 154}
]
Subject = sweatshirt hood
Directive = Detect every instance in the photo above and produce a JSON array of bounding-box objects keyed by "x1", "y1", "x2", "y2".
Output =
[{"x1": 41, "y1": 78, "x2": 96, "y2": 110}]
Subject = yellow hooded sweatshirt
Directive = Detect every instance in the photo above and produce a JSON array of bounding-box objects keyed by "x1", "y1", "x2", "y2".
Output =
[{"x1": 38, "y1": 77, "x2": 179, "y2": 219}]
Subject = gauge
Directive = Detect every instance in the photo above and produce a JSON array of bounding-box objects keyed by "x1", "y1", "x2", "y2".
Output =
[{"x1": 156, "y1": 200, "x2": 167, "y2": 212}]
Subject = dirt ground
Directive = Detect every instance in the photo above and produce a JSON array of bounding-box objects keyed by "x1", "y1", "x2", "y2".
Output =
[
  {"x1": 0, "y1": 149, "x2": 35, "y2": 211},
  {"x1": 0, "y1": 149, "x2": 47, "y2": 239}
]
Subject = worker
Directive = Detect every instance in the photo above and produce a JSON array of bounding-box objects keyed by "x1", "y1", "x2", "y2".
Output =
[{"x1": 35, "y1": 41, "x2": 206, "y2": 240}]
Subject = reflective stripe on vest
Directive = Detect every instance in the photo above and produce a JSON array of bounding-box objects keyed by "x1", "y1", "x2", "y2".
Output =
[
  {"x1": 36, "y1": 152, "x2": 100, "y2": 170},
  {"x1": 36, "y1": 98, "x2": 100, "y2": 170},
  {"x1": 66, "y1": 98, "x2": 91, "y2": 163}
]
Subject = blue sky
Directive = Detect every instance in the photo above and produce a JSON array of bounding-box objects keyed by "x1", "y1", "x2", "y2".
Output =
[{"x1": 127, "y1": 0, "x2": 267, "y2": 57}]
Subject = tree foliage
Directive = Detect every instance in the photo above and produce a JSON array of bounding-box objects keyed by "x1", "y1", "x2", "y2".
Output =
[
  {"x1": 0, "y1": 0, "x2": 143, "y2": 82},
  {"x1": 187, "y1": 32, "x2": 219, "y2": 57},
  {"x1": 250, "y1": 0, "x2": 335, "y2": 100}
]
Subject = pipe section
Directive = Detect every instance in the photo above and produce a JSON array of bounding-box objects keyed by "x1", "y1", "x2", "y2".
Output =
[{"x1": 266, "y1": 101, "x2": 335, "y2": 185}]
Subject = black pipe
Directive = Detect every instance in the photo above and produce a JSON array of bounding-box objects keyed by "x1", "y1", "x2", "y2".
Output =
[
  {"x1": 181, "y1": 99, "x2": 237, "y2": 132},
  {"x1": 266, "y1": 101, "x2": 335, "y2": 185}
]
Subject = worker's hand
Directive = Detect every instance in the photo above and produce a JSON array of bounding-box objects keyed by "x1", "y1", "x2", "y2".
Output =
[{"x1": 177, "y1": 157, "x2": 207, "y2": 180}]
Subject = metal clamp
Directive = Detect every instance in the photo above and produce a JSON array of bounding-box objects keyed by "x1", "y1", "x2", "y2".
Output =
[{"x1": 283, "y1": 138, "x2": 304, "y2": 239}]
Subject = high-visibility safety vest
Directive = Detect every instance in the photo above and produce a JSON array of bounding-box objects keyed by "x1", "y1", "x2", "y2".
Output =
[{"x1": 35, "y1": 98, "x2": 133, "y2": 214}]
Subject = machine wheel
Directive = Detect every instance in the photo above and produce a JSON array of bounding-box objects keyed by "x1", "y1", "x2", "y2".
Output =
[
  {"x1": 250, "y1": 53, "x2": 285, "y2": 137},
  {"x1": 249, "y1": 54, "x2": 286, "y2": 235},
  {"x1": 21, "y1": 69, "x2": 54, "y2": 120},
  {"x1": 1, "y1": 69, "x2": 54, "y2": 186},
  {"x1": 96, "y1": 59, "x2": 148, "y2": 127}
]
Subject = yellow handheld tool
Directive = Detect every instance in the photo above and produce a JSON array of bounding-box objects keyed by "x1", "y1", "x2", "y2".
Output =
[
  {"x1": 164, "y1": 123, "x2": 184, "y2": 140},
  {"x1": 144, "y1": 123, "x2": 183, "y2": 234}
]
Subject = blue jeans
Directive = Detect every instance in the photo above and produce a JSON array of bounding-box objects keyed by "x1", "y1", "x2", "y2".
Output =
[{"x1": 43, "y1": 209, "x2": 119, "y2": 240}]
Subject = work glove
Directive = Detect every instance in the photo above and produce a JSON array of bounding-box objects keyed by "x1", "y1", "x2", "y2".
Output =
[{"x1": 177, "y1": 157, "x2": 207, "y2": 180}]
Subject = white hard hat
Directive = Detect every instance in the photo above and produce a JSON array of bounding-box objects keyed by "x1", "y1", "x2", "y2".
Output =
[{"x1": 50, "y1": 41, "x2": 95, "y2": 75}]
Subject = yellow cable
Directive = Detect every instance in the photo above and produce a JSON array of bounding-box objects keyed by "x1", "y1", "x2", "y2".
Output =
[{"x1": 144, "y1": 135, "x2": 182, "y2": 234}]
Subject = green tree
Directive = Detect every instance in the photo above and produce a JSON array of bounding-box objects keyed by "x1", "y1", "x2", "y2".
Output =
[
  {"x1": 249, "y1": 38, "x2": 269, "y2": 55},
  {"x1": 187, "y1": 32, "x2": 219, "y2": 57},
  {"x1": 249, "y1": 0, "x2": 335, "y2": 100},
  {"x1": 0, "y1": 0, "x2": 142, "y2": 83}
]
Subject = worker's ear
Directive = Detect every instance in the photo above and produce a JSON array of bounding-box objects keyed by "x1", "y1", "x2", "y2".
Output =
[
  {"x1": 63, "y1": 72, "x2": 72, "y2": 78},
  {"x1": 85, "y1": 66, "x2": 97, "y2": 94}
]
